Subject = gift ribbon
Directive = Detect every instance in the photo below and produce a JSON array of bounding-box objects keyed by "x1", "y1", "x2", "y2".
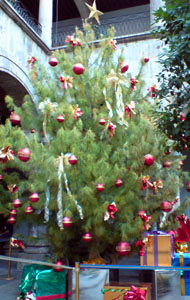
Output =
[
  {"x1": 44, "y1": 186, "x2": 50, "y2": 223},
  {"x1": 180, "y1": 253, "x2": 185, "y2": 295},
  {"x1": 124, "y1": 285, "x2": 146, "y2": 300},
  {"x1": 56, "y1": 154, "x2": 64, "y2": 229},
  {"x1": 36, "y1": 294, "x2": 66, "y2": 300},
  {"x1": 62, "y1": 154, "x2": 83, "y2": 219}
]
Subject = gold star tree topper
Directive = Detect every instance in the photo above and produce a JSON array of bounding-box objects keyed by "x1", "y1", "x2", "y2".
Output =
[{"x1": 85, "y1": 0, "x2": 104, "y2": 25}]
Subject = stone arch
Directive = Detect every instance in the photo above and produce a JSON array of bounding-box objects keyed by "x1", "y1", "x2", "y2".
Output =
[{"x1": 0, "y1": 55, "x2": 34, "y2": 122}]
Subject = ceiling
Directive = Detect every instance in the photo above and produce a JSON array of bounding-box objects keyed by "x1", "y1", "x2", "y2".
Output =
[{"x1": 22, "y1": 0, "x2": 150, "y2": 22}]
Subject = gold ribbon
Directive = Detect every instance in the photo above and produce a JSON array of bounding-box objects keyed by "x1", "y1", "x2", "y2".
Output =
[{"x1": 180, "y1": 253, "x2": 185, "y2": 295}]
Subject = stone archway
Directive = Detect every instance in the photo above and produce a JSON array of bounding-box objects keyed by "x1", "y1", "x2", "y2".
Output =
[{"x1": 0, "y1": 71, "x2": 29, "y2": 123}]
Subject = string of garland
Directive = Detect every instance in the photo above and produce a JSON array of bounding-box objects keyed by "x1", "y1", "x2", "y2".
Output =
[{"x1": 101, "y1": 287, "x2": 129, "y2": 294}]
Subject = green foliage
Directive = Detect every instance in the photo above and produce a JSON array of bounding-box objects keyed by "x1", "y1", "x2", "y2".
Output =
[
  {"x1": 0, "y1": 23, "x2": 189, "y2": 263},
  {"x1": 153, "y1": 0, "x2": 190, "y2": 151}
]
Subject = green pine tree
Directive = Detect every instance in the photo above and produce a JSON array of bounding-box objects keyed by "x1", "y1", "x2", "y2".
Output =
[{"x1": 0, "y1": 23, "x2": 189, "y2": 264}]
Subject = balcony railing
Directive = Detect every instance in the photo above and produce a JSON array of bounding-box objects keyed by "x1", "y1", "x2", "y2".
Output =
[
  {"x1": 6, "y1": 0, "x2": 42, "y2": 36},
  {"x1": 52, "y1": 10, "x2": 150, "y2": 48}
]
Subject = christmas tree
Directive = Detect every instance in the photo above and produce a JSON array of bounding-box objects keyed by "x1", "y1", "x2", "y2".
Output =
[{"x1": 0, "y1": 23, "x2": 189, "y2": 264}]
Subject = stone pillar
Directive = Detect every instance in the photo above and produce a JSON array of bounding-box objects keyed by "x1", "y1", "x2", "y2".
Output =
[
  {"x1": 150, "y1": 0, "x2": 164, "y2": 27},
  {"x1": 38, "y1": 0, "x2": 53, "y2": 47}
]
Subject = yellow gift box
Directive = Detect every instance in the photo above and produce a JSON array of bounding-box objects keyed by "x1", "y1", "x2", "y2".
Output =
[
  {"x1": 140, "y1": 233, "x2": 173, "y2": 266},
  {"x1": 102, "y1": 282, "x2": 152, "y2": 300}
]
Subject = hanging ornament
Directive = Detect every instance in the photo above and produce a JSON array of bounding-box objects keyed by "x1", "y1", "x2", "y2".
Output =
[
  {"x1": 18, "y1": 148, "x2": 31, "y2": 162},
  {"x1": 28, "y1": 56, "x2": 36, "y2": 67},
  {"x1": 13, "y1": 199, "x2": 22, "y2": 208},
  {"x1": 29, "y1": 193, "x2": 39, "y2": 203},
  {"x1": 148, "y1": 85, "x2": 157, "y2": 97},
  {"x1": 10, "y1": 209, "x2": 17, "y2": 216},
  {"x1": 83, "y1": 232, "x2": 93, "y2": 242},
  {"x1": 135, "y1": 240, "x2": 146, "y2": 256},
  {"x1": 57, "y1": 115, "x2": 64, "y2": 123},
  {"x1": 125, "y1": 101, "x2": 136, "y2": 119},
  {"x1": 130, "y1": 78, "x2": 138, "y2": 91},
  {"x1": 96, "y1": 183, "x2": 104, "y2": 192},
  {"x1": 10, "y1": 111, "x2": 21, "y2": 125},
  {"x1": 62, "y1": 217, "x2": 72, "y2": 228},
  {"x1": 115, "y1": 179, "x2": 123, "y2": 187},
  {"x1": 8, "y1": 184, "x2": 18, "y2": 193},
  {"x1": 25, "y1": 206, "x2": 33, "y2": 214},
  {"x1": 65, "y1": 35, "x2": 81, "y2": 46},
  {"x1": 99, "y1": 118, "x2": 106, "y2": 125},
  {"x1": 68, "y1": 155, "x2": 78, "y2": 165},
  {"x1": 120, "y1": 61, "x2": 129, "y2": 73},
  {"x1": 73, "y1": 63, "x2": 85, "y2": 75},
  {"x1": 186, "y1": 182, "x2": 190, "y2": 192},
  {"x1": 108, "y1": 122, "x2": 116, "y2": 137},
  {"x1": 144, "y1": 154, "x2": 154, "y2": 166},
  {"x1": 0, "y1": 174, "x2": 2, "y2": 180},
  {"x1": 8, "y1": 216, "x2": 16, "y2": 224},
  {"x1": 59, "y1": 75, "x2": 73, "y2": 89},
  {"x1": 53, "y1": 260, "x2": 64, "y2": 272},
  {"x1": 105, "y1": 202, "x2": 117, "y2": 220},
  {"x1": 165, "y1": 148, "x2": 171, "y2": 155},
  {"x1": 116, "y1": 241, "x2": 131, "y2": 256},
  {"x1": 49, "y1": 56, "x2": 58, "y2": 67},
  {"x1": 73, "y1": 104, "x2": 83, "y2": 120},
  {"x1": 85, "y1": 0, "x2": 104, "y2": 25},
  {"x1": 144, "y1": 57, "x2": 149, "y2": 63},
  {"x1": 161, "y1": 201, "x2": 173, "y2": 212},
  {"x1": 179, "y1": 160, "x2": 183, "y2": 167},
  {"x1": 163, "y1": 161, "x2": 171, "y2": 168},
  {"x1": 138, "y1": 211, "x2": 151, "y2": 230},
  {"x1": 0, "y1": 146, "x2": 15, "y2": 163}
]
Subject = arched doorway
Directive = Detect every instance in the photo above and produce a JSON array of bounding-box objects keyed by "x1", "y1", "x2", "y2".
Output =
[{"x1": 0, "y1": 71, "x2": 29, "y2": 123}]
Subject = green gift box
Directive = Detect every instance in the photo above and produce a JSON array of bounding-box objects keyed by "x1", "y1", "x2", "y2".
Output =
[{"x1": 19, "y1": 264, "x2": 66, "y2": 300}]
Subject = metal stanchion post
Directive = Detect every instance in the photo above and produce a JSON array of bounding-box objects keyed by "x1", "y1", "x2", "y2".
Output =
[
  {"x1": 3, "y1": 238, "x2": 14, "y2": 280},
  {"x1": 75, "y1": 262, "x2": 80, "y2": 300}
]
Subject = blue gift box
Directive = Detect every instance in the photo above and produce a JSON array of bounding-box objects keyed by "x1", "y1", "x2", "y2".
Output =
[{"x1": 172, "y1": 253, "x2": 190, "y2": 295}]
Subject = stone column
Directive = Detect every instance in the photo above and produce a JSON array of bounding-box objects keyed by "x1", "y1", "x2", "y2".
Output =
[
  {"x1": 150, "y1": 0, "x2": 164, "y2": 27},
  {"x1": 38, "y1": 0, "x2": 53, "y2": 47}
]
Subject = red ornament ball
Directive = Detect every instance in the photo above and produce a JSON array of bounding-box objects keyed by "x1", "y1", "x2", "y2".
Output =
[
  {"x1": 116, "y1": 241, "x2": 131, "y2": 256},
  {"x1": 13, "y1": 198, "x2": 22, "y2": 208},
  {"x1": 10, "y1": 209, "x2": 17, "y2": 216},
  {"x1": 179, "y1": 160, "x2": 183, "y2": 167},
  {"x1": 25, "y1": 206, "x2": 33, "y2": 214},
  {"x1": 10, "y1": 112, "x2": 21, "y2": 125},
  {"x1": 0, "y1": 174, "x2": 3, "y2": 180},
  {"x1": 165, "y1": 149, "x2": 171, "y2": 155},
  {"x1": 68, "y1": 155, "x2": 78, "y2": 165},
  {"x1": 29, "y1": 193, "x2": 39, "y2": 203},
  {"x1": 99, "y1": 118, "x2": 106, "y2": 125},
  {"x1": 49, "y1": 56, "x2": 58, "y2": 67},
  {"x1": 57, "y1": 115, "x2": 64, "y2": 123},
  {"x1": 63, "y1": 217, "x2": 72, "y2": 228},
  {"x1": 96, "y1": 183, "x2": 104, "y2": 192},
  {"x1": 115, "y1": 179, "x2": 123, "y2": 187},
  {"x1": 161, "y1": 201, "x2": 173, "y2": 212},
  {"x1": 120, "y1": 61, "x2": 129, "y2": 73},
  {"x1": 18, "y1": 148, "x2": 31, "y2": 162},
  {"x1": 186, "y1": 182, "x2": 190, "y2": 192},
  {"x1": 73, "y1": 63, "x2": 84, "y2": 75},
  {"x1": 8, "y1": 216, "x2": 16, "y2": 224},
  {"x1": 82, "y1": 232, "x2": 92, "y2": 242},
  {"x1": 53, "y1": 260, "x2": 64, "y2": 272},
  {"x1": 163, "y1": 161, "x2": 171, "y2": 168},
  {"x1": 144, "y1": 57, "x2": 149, "y2": 63},
  {"x1": 144, "y1": 154, "x2": 155, "y2": 166}
]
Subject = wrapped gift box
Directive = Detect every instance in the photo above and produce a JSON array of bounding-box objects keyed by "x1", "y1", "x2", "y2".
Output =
[
  {"x1": 172, "y1": 252, "x2": 190, "y2": 295},
  {"x1": 154, "y1": 270, "x2": 181, "y2": 299},
  {"x1": 19, "y1": 264, "x2": 66, "y2": 300},
  {"x1": 72, "y1": 268, "x2": 109, "y2": 300},
  {"x1": 140, "y1": 232, "x2": 174, "y2": 266},
  {"x1": 102, "y1": 282, "x2": 152, "y2": 300}
]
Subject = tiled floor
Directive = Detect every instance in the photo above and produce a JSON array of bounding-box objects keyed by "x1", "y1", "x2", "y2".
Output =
[{"x1": 0, "y1": 260, "x2": 22, "y2": 300}]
